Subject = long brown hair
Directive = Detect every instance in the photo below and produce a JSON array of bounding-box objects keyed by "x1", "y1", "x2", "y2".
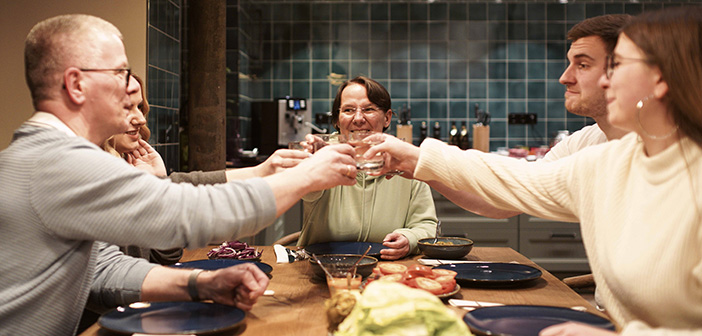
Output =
[
  {"x1": 133, "y1": 74, "x2": 151, "y2": 141},
  {"x1": 622, "y1": 6, "x2": 702, "y2": 148}
]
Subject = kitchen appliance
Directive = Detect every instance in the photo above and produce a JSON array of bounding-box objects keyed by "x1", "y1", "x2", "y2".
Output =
[{"x1": 251, "y1": 98, "x2": 312, "y2": 156}]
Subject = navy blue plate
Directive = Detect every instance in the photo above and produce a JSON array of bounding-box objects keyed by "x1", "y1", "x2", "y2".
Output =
[
  {"x1": 463, "y1": 305, "x2": 615, "y2": 336},
  {"x1": 171, "y1": 259, "x2": 273, "y2": 274},
  {"x1": 99, "y1": 301, "x2": 245, "y2": 335},
  {"x1": 304, "y1": 242, "x2": 385, "y2": 258},
  {"x1": 434, "y1": 263, "x2": 541, "y2": 286}
]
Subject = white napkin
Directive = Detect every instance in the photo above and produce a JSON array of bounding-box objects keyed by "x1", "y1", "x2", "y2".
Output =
[{"x1": 274, "y1": 244, "x2": 292, "y2": 263}]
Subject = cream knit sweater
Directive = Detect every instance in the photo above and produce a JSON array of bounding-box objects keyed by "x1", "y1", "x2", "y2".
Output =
[{"x1": 415, "y1": 134, "x2": 702, "y2": 335}]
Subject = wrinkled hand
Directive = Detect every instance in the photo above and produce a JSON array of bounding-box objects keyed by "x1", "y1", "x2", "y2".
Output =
[
  {"x1": 539, "y1": 322, "x2": 617, "y2": 336},
  {"x1": 362, "y1": 134, "x2": 420, "y2": 179},
  {"x1": 256, "y1": 149, "x2": 311, "y2": 177},
  {"x1": 380, "y1": 232, "x2": 410, "y2": 260},
  {"x1": 199, "y1": 263, "x2": 269, "y2": 311},
  {"x1": 126, "y1": 139, "x2": 167, "y2": 177},
  {"x1": 292, "y1": 144, "x2": 358, "y2": 192}
]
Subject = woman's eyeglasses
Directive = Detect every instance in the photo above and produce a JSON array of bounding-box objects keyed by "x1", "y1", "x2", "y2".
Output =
[
  {"x1": 339, "y1": 106, "x2": 383, "y2": 115},
  {"x1": 605, "y1": 55, "x2": 652, "y2": 79}
]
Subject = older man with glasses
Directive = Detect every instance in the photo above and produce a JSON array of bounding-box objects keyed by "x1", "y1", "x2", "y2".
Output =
[{"x1": 0, "y1": 14, "x2": 358, "y2": 335}]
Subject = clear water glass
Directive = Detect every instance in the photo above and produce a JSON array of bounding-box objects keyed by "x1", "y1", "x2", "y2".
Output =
[{"x1": 348, "y1": 131, "x2": 384, "y2": 174}]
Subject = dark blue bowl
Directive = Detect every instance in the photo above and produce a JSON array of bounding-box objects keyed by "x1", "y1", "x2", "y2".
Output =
[{"x1": 418, "y1": 237, "x2": 474, "y2": 259}]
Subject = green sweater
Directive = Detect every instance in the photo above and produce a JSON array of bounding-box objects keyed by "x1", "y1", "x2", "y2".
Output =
[{"x1": 299, "y1": 173, "x2": 438, "y2": 255}]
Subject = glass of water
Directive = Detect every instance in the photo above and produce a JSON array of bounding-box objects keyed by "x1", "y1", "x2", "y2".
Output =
[
  {"x1": 311, "y1": 133, "x2": 348, "y2": 152},
  {"x1": 348, "y1": 131, "x2": 384, "y2": 173}
]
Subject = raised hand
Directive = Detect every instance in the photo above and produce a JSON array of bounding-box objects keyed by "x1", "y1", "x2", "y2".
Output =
[
  {"x1": 363, "y1": 133, "x2": 421, "y2": 179},
  {"x1": 293, "y1": 143, "x2": 358, "y2": 191},
  {"x1": 126, "y1": 139, "x2": 167, "y2": 177},
  {"x1": 256, "y1": 148, "x2": 312, "y2": 177},
  {"x1": 263, "y1": 143, "x2": 358, "y2": 217},
  {"x1": 304, "y1": 134, "x2": 324, "y2": 153}
]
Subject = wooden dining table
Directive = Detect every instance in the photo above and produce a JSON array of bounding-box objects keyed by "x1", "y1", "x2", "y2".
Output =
[{"x1": 80, "y1": 245, "x2": 609, "y2": 336}]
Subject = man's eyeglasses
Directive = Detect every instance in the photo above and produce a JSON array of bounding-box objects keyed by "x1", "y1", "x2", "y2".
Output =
[
  {"x1": 80, "y1": 68, "x2": 131, "y2": 88},
  {"x1": 339, "y1": 106, "x2": 383, "y2": 115},
  {"x1": 605, "y1": 55, "x2": 651, "y2": 79}
]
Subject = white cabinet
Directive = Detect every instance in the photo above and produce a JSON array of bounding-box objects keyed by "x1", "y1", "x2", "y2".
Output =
[{"x1": 433, "y1": 191, "x2": 590, "y2": 273}]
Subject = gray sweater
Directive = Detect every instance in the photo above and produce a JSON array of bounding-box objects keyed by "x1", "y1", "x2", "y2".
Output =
[
  {"x1": 0, "y1": 125, "x2": 276, "y2": 335},
  {"x1": 120, "y1": 170, "x2": 228, "y2": 265}
]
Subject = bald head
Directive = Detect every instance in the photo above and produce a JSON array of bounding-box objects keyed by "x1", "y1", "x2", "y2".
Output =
[{"x1": 24, "y1": 14, "x2": 123, "y2": 108}]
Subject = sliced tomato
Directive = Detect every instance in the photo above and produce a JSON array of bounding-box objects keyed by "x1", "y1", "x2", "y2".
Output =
[
  {"x1": 434, "y1": 275, "x2": 457, "y2": 294},
  {"x1": 403, "y1": 277, "x2": 419, "y2": 288},
  {"x1": 372, "y1": 267, "x2": 383, "y2": 276},
  {"x1": 412, "y1": 277, "x2": 444, "y2": 295},
  {"x1": 378, "y1": 273, "x2": 405, "y2": 283},
  {"x1": 378, "y1": 263, "x2": 408, "y2": 275},
  {"x1": 431, "y1": 269, "x2": 457, "y2": 279},
  {"x1": 406, "y1": 265, "x2": 434, "y2": 279}
]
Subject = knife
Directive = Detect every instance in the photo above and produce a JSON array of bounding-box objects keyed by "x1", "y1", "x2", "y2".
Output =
[
  {"x1": 449, "y1": 299, "x2": 504, "y2": 311},
  {"x1": 482, "y1": 111, "x2": 491, "y2": 126},
  {"x1": 418, "y1": 259, "x2": 519, "y2": 266}
]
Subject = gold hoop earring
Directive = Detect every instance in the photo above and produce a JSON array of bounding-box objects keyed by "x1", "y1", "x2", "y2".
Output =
[{"x1": 636, "y1": 95, "x2": 678, "y2": 140}]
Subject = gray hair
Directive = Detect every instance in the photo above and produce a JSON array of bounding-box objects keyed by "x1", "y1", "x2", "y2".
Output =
[{"x1": 24, "y1": 14, "x2": 122, "y2": 107}]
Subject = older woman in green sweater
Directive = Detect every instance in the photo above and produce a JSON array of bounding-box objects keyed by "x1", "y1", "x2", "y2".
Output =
[{"x1": 299, "y1": 76, "x2": 438, "y2": 260}]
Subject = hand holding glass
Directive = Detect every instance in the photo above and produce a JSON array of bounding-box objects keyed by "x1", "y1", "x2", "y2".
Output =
[
  {"x1": 310, "y1": 133, "x2": 348, "y2": 152},
  {"x1": 348, "y1": 131, "x2": 384, "y2": 173},
  {"x1": 288, "y1": 141, "x2": 309, "y2": 152}
]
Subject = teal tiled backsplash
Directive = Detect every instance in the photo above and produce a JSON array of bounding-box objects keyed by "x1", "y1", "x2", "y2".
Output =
[
  {"x1": 147, "y1": 0, "x2": 181, "y2": 172},
  {"x1": 233, "y1": 0, "x2": 692, "y2": 152}
]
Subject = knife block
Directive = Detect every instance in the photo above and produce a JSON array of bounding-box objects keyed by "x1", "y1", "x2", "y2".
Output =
[
  {"x1": 396, "y1": 124, "x2": 413, "y2": 143},
  {"x1": 472, "y1": 124, "x2": 490, "y2": 152}
]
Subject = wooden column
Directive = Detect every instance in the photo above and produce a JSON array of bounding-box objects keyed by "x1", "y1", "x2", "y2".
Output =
[{"x1": 187, "y1": 0, "x2": 226, "y2": 171}]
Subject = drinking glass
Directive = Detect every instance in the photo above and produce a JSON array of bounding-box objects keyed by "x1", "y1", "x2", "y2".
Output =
[
  {"x1": 348, "y1": 131, "x2": 384, "y2": 173},
  {"x1": 288, "y1": 141, "x2": 310, "y2": 152},
  {"x1": 312, "y1": 133, "x2": 348, "y2": 152},
  {"x1": 326, "y1": 270, "x2": 361, "y2": 296}
]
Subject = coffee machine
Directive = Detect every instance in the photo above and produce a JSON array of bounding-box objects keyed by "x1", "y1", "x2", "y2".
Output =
[{"x1": 251, "y1": 97, "x2": 312, "y2": 156}]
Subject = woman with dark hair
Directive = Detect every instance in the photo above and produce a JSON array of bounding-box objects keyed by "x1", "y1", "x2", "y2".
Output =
[
  {"x1": 299, "y1": 76, "x2": 438, "y2": 260},
  {"x1": 366, "y1": 7, "x2": 702, "y2": 334}
]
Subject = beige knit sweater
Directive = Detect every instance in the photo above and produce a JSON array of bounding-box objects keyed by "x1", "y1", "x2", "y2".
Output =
[{"x1": 415, "y1": 134, "x2": 702, "y2": 335}]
